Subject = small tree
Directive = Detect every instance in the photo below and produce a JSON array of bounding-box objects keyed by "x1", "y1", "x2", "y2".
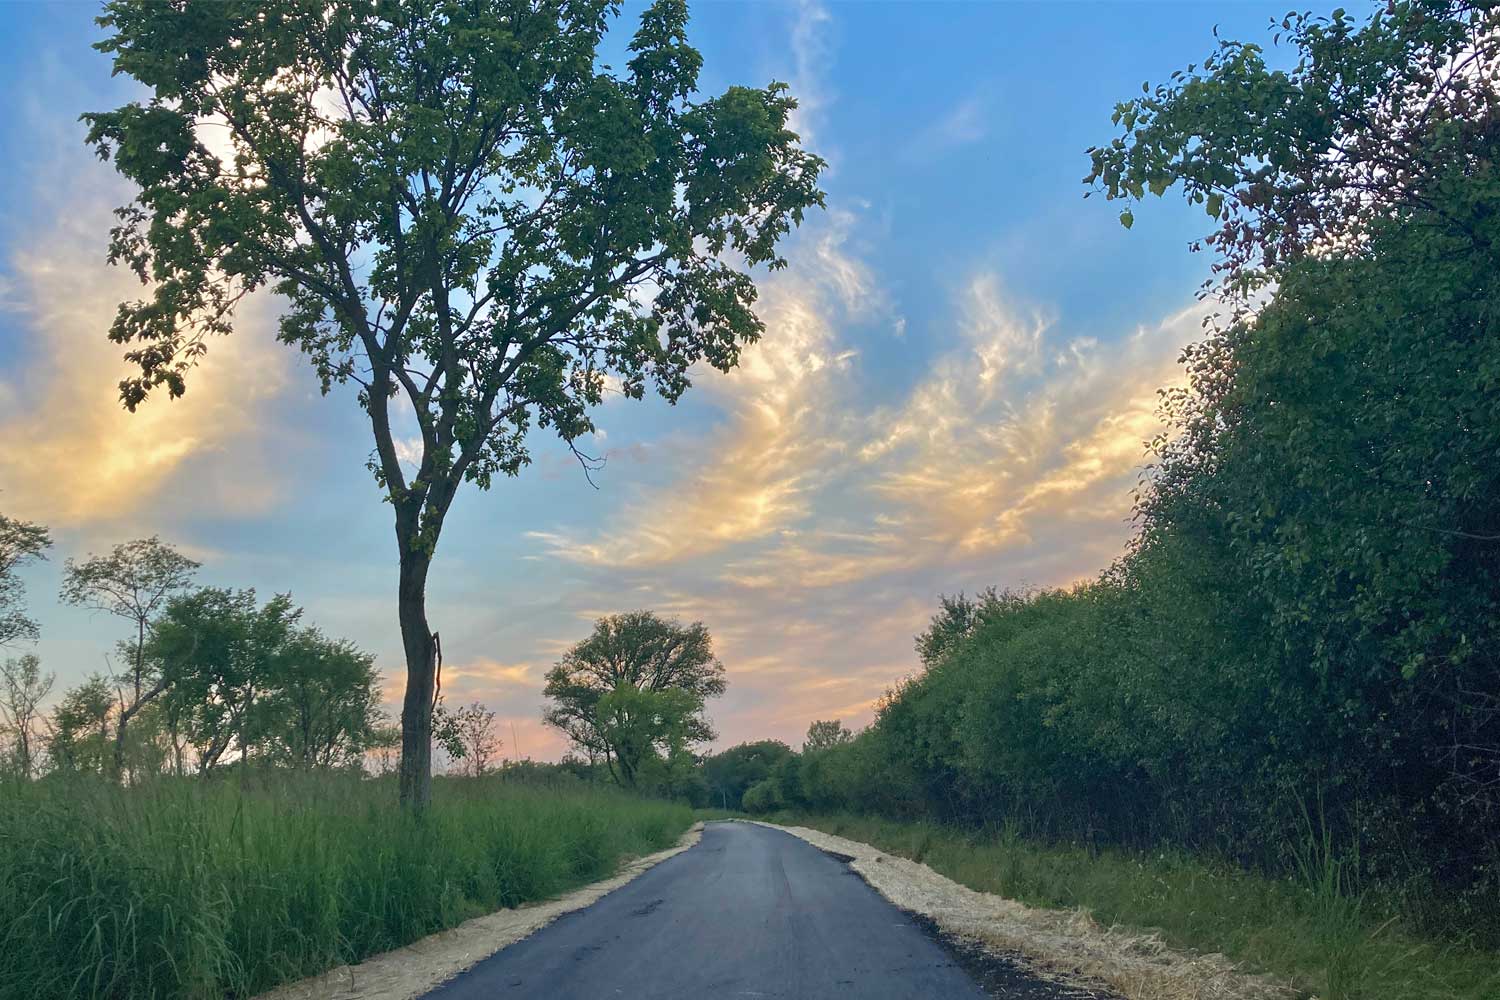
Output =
[
  {"x1": 148, "y1": 588, "x2": 300, "y2": 774},
  {"x1": 256, "y1": 629, "x2": 383, "y2": 770},
  {"x1": 803, "y1": 719, "x2": 852, "y2": 753},
  {"x1": 544, "y1": 611, "x2": 725, "y2": 788},
  {"x1": 0, "y1": 513, "x2": 50, "y2": 647},
  {"x1": 441, "y1": 701, "x2": 502, "y2": 777},
  {"x1": 0, "y1": 655, "x2": 54, "y2": 778},
  {"x1": 60, "y1": 537, "x2": 198, "y2": 777},
  {"x1": 47, "y1": 677, "x2": 115, "y2": 775},
  {"x1": 86, "y1": 0, "x2": 823, "y2": 810}
]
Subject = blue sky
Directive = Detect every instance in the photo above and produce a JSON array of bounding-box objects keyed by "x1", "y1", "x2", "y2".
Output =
[{"x1": 0, "y1": 0, "x2": 1325, "y2": 758}]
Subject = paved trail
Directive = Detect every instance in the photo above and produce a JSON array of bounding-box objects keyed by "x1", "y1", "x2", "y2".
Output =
[{"x1": 422, "y1": 821, "x2": 1072, "y2": 999}]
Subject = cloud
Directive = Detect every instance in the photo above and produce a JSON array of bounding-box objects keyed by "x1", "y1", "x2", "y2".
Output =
[
  {"x1": 905, "y1": 94, "x2": 992, "y2": 162},
  {"x1": 527, "y1": 211, "x2": 879, "y2": 569},
  {"x1": 522, "y1": 265, "x2": 1202, "y2": 748},
  {"x1": 787, "y1": 0, "x2": 834, "y2": 149},
  {"x1": 0, "y1": 167, "x2": 294, "y2": 529},
  {"x1": 560, "y1": 267, "x2": 1196, "y2": 588},
  {"x1": 858, "y1": 279, "x2": 1194, "y2": 559}
]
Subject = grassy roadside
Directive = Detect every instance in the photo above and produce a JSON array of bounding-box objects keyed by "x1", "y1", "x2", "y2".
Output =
[
  {"x1": 733, "y1": 811, "x2": 1500, "y2": 1000},
  {"x1": 1, "y1": 774, "x2": 692, "y2": 1000}
]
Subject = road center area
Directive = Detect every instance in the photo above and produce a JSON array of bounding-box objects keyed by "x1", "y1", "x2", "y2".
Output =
[{"x1": 422, "y1": 821, "x2": 995, "y2": 999}]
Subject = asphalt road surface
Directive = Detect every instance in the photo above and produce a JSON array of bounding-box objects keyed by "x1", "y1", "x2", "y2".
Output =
[{"x1": 421, "y1": 821, "x2": 1073, "y2": 1000}]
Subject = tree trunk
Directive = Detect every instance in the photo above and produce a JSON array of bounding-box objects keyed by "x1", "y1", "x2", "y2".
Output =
[
  {"x1": 397, "y1": 548, "x2": 437, "y2": 811},
  {"x1": 168, "y1": 713, "x2": 184, "y2": 776},
  {"x1": 112, "y1": 716, "x2": 130, "y2": 782},
  {"x1": 112, "y1": 619, "x2": 147, "y2": 780},
  {"x1": 113, "y1": 675, "x2": 168, "y2": 784}
]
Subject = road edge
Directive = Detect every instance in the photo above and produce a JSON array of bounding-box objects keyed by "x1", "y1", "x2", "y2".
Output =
[
  {"x1": 254, "y1": 821, "x2": 705, "y2": 1000},
  {"x1": 744, "y1": 820, "x2": 1294, "y2": 1000}
]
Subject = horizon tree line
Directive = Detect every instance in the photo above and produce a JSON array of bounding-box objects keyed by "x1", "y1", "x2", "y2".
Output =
[{"x1": 0, "y1": 529, "x2": 399, "y2": 781}]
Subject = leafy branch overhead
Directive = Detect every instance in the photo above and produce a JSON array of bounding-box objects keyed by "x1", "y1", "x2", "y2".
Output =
[{"x1": 1086, "y1": 0, "x2": 1500, "y2": 296}]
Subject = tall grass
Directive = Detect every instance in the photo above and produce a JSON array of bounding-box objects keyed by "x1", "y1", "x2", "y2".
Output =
[
  {"x1": 0, "y1": 773, "x2": 692, "y2": 1000},
  {"x1": 766, "y1": 811, "x2": 1500, "y2": 1000}
]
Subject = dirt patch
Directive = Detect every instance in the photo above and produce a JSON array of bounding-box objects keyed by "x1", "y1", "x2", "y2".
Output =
[
  {"x1": 754, "y1": 821, "x2": 1295, "y2": 1000},
  {"x1": 255, "y1": 823, "x2": 703, "y2": 1000}
]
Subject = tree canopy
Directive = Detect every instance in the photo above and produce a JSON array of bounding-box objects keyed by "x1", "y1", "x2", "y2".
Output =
[
  {"x1": 543, "y1": 610, "x2": 725, "y2": 788},
  {"x1": 86, "y1": 0, "x2": 823, "y2": 807},
  {"x1": 1086, "y1": 0, "x2": 1500, "y2": 296},
  {"x1": 802, "y1": 719, "x2": 852, "y2": 753},
  {"x1": 0, "y1": 514, "x2": 50, "y2": 647}
]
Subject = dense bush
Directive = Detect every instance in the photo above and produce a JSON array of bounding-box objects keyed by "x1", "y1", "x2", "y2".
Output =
[{"x1": 0, "y1": 772, "x2": 691, "y2": 999}]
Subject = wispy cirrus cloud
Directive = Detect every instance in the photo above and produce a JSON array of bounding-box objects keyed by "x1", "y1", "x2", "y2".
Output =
[
  {"x1": 536, "y1": 270, "x2": 1195, "y2": 588},
  {"x1": 905, "y1": 93, "x2": 993, "y2": 163},
  {"x1": 858, "y1": 278, "x2": 1194, "y2": 559},
  {"x1": 525, "y1": 210, "x2": 883, "y2": 569},
  {"x1": 787, "y1": 0, "x2": 835, "y2": 151}
]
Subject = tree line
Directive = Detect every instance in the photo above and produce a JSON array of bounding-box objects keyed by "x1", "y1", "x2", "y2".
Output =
[
  {"x1": 0, "y1": 530, "x2": 396, "y2": 782},
  {"x1": 715, "y1": 0, "x2": 1500, "y2": 941},
  {"x1": 1, "y1": 521, "x2": 730, "y2": 791}
]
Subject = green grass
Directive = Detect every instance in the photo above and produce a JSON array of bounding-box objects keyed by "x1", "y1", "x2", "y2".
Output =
[
  {"x1": 0, "y1": 773, "x2": 692, "y2": 1000},
  {"x1": 744, "y1": 811, "x2": 1500, "y2": 1000}
]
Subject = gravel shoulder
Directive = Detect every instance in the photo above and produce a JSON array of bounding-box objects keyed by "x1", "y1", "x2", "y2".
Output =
[{"x1": 752, "y1": 821, "x2": 1295, "y2": 1000}]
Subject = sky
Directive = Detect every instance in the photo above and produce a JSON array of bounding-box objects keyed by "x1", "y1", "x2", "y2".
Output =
[{"x1": 0, "y1": 0, "x2": 1313, "y2": 761}]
